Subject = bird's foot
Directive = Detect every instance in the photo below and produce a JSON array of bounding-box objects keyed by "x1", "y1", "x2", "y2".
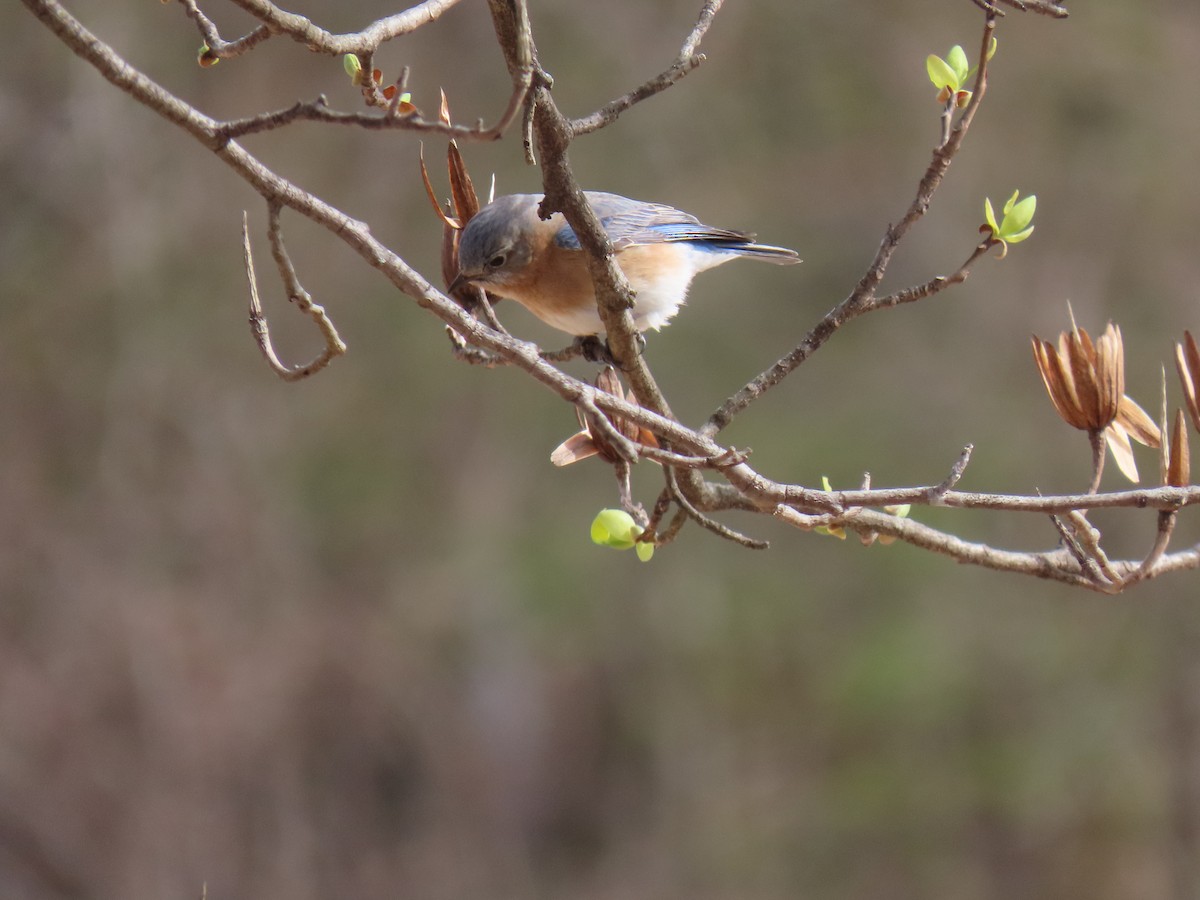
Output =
[{"x1": 571, "y1": 334, "x2": 646, "y2": 368}]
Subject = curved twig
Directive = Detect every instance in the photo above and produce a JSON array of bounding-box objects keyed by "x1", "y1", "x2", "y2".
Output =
[
  {"x1": 666, "y1": 467, "x2": 768, "y2": 550},
  {"x1": 244, "y1": 208, "x2": 346, "y2": 381},
  {"x1": 178, "y1": 0, "x2": 273, "y2": 59}
]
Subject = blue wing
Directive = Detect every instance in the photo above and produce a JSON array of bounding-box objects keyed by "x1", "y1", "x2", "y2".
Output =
[
  {"x1": 553, "y1": 192, "x2": 754, "y2": 251},
  {"x1": 551, "y1": 192, "x2": 799, "y2": 264}
]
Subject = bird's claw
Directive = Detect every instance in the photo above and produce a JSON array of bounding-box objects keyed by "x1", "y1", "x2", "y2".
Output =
[{"x1": 571, "y1": 334, "x2": 646, "y2": 368}]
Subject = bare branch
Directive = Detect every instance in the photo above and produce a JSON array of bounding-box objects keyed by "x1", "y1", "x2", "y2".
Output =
[
  {"x1": 702, "y1": 14, "x2": 999, "y2": 439},
  {"x1": 615, "y1": 460, "x2": 641, "y2": 523},
  {"x1": 571, "y1": 0, "x2": 725, "y2": 136},
  {"x1": 810, "y1": 484, "x2": 1200, "y2": 516},
  {"x1": 576, "y1": 395, "x2": 641, "y2": 465},
  {"x1": 1128, "y1": 510, "x2": 1179, "y2": 585},
  {"x1": 970, "y1": 0, "x2": 1069, "y2": 18},
  {"x1": 638, "y1": 446, "x2": 749, "y2": 470},
  {"x1": 1061, "y1": 509, "x2": 1123, "y2": 585},
  {"x1": 527, "y1": 90, "x2": 677, "y2": 426},
  {"x1": 177, "y1": 0, "x2": 273, "y2": 60},
  {"x1": 778, "y1": 504, "x2": 1198, "y2": 594},
  {"x1": 445, "y1": 328, "x2": 506, "y2": 367},
  {"x1": 42, "y1": 0, "x2": 1200, "y2": 595},
  {"x1": 221, "y1": 0, "x2": 467, "y2": 55},
  {"x1": 666, "y1": 467, "x2": 768, "y2": 550},
  {"x1": 1049, "y1": 513, "x2": 1117, "y2": 591},
  {"x1": 244, "y1": 209, "x2": 346, "y2": 381},
  {"x1": 216, "y1": 89, "x2": 528, "y2": 143},
  {"x1": 868, "y1": 240, "x2": 995, "y2": 312},
  {"x1": 177, "y1": 0, "x2": 528, "y2": 141},
  {"x1": 642, "y1": 488, "x2": 690, "y2": 548},
  {"x1": 1086, "y1": 428, "x2": 1107, "y2": 495},
  {"x1": 929, "y1": 445, "x2": 974, "y2": 504}
]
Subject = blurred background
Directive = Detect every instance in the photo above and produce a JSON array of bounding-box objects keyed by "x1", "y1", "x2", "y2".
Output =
[{"x1": 4, "y1": 0, "x2": 1200, "y2": 897}]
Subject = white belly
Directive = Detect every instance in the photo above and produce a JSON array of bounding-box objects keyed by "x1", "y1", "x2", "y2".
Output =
[{"x1": 533, "y1": 244, "x2": 733, "y2": 335}]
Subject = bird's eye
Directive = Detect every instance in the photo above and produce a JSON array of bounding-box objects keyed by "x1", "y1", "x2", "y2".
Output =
[{"x1": 486, "y1": 252, "x2": 508, "y2": 270}]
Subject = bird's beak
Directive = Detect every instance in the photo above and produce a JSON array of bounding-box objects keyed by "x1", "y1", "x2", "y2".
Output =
[{"x1": 447, "y1": 272, "x2": 471, "y2": 295}]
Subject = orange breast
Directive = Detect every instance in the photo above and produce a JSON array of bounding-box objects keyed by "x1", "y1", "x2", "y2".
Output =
[{"x1": 515, "y1": 235, "x2": 597, "y2": 319}]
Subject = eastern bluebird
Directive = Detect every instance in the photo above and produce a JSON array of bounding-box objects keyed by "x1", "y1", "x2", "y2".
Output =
[{"x1": 451, "y1": 191, "x2": 800, "y2": 337}]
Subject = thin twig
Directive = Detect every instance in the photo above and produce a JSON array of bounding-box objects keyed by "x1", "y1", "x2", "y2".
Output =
[
  {"x1": 577, "y1": 396, "x2": 640, "y2": 464},
  {"x1": 868, "y1": 241, "x2": 995, "y2": 312},
  {"x1": 615, "y1": 460, "x2": 643, "y2": 523},
  {"x1": 448, "y1": 327, "x2": 598, "y2": 367},
  {"x1": 825, "y1": 484, "x2": 1198, "y2": 514},
  {"x1": 929, "y1": 444, "x2": 975, "y2": 504},
  {"x1": 1061, "y1": 509, "x2": 1123, "y2": 585},
  {"x1": 638, "y1": 445, "x2": 749, "y2": 470},
  {"x1": 1125, "y1": 510, "x2": 1177, "y2": 584},
  {"x1": 936, "y1": 96, "x2": 956, "y2": 149},
  {"x1": 537, "y1": 341, "x2": 590, "y2": 364},
  {"x1": 642, "y1": 492, "x2": 690, "y2": 548},
  {"x1": 971, "y1": 0, "x2": 1069, "y2": 17},
  {"x1": 570, "y1": 0, "x2": 725, "y2": 135},
  {"x1": 520, "y1": 82, "x2": 538, "y2": 166},
  {"x1": 216, "y1": 87, "x2": 527, "y2": 143},
  {"x1": 666, "y1": 468, "x2": 768, "y2": 549},
  {"x1": 180, "y1": 0, "x2": 527, "y2": 141},
  {"x1": 463, "y1": 285, "x2": 507, "y2": 334},
  {"x1": 222, "y1": 0, "x2": 467, "y2": 54},
  {"x1": 445, "y1": 327, "x2": 507, "y2": 366},
  {"x1": 244, "y1": 209, "x2": 346, "y2": 381},
  {"x1": 1049, "y1": 514, "x2": 1113, "y2": 589},
  {"x1": 1086, "y1": 428, "x2": 1106, "y2": 494},
  {"x1": 177, "y1": 0, "x2": 274, "y2": 60},
  {"x1": 702, "y1": 14, "x2": 999, "y2": 439},
  {"x1": 773, "y1": 505, "x2": 841, "y2": 531}
]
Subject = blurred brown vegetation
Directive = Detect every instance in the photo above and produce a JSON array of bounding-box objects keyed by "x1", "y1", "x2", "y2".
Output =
[{"x1": 4, "y1": 1, "x2": 1200, "y2": 898}]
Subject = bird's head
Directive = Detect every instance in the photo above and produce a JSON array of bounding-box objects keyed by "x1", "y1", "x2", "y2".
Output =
[{"x1": 450, "y1": 195, "x2": 537, "y2": 294}]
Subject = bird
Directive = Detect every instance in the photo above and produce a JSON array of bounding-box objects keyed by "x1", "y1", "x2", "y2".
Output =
[{"x1": 450, "y1": 191, "x2": 800, "y2": 337}]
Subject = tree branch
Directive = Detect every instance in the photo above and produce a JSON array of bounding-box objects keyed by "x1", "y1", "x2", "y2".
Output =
[
  {"x1": 219, "y1": 0, "x2": 466, "y2": 55},
  {"x1": 570, "y1": 0, "x2": 724, "y2": 136},
  {"x1": 243, "y1": 205, "x2": 347, "y2": 381},
  {"x1": 35, "y1": 0, "x2": 1200, "y2": 595},
  {"x1": 702, "y1": 13, "x2": 999, "y2": 438},
  {"x1": 216, "y1": 86, "x2": 528, "y2": 143}
]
